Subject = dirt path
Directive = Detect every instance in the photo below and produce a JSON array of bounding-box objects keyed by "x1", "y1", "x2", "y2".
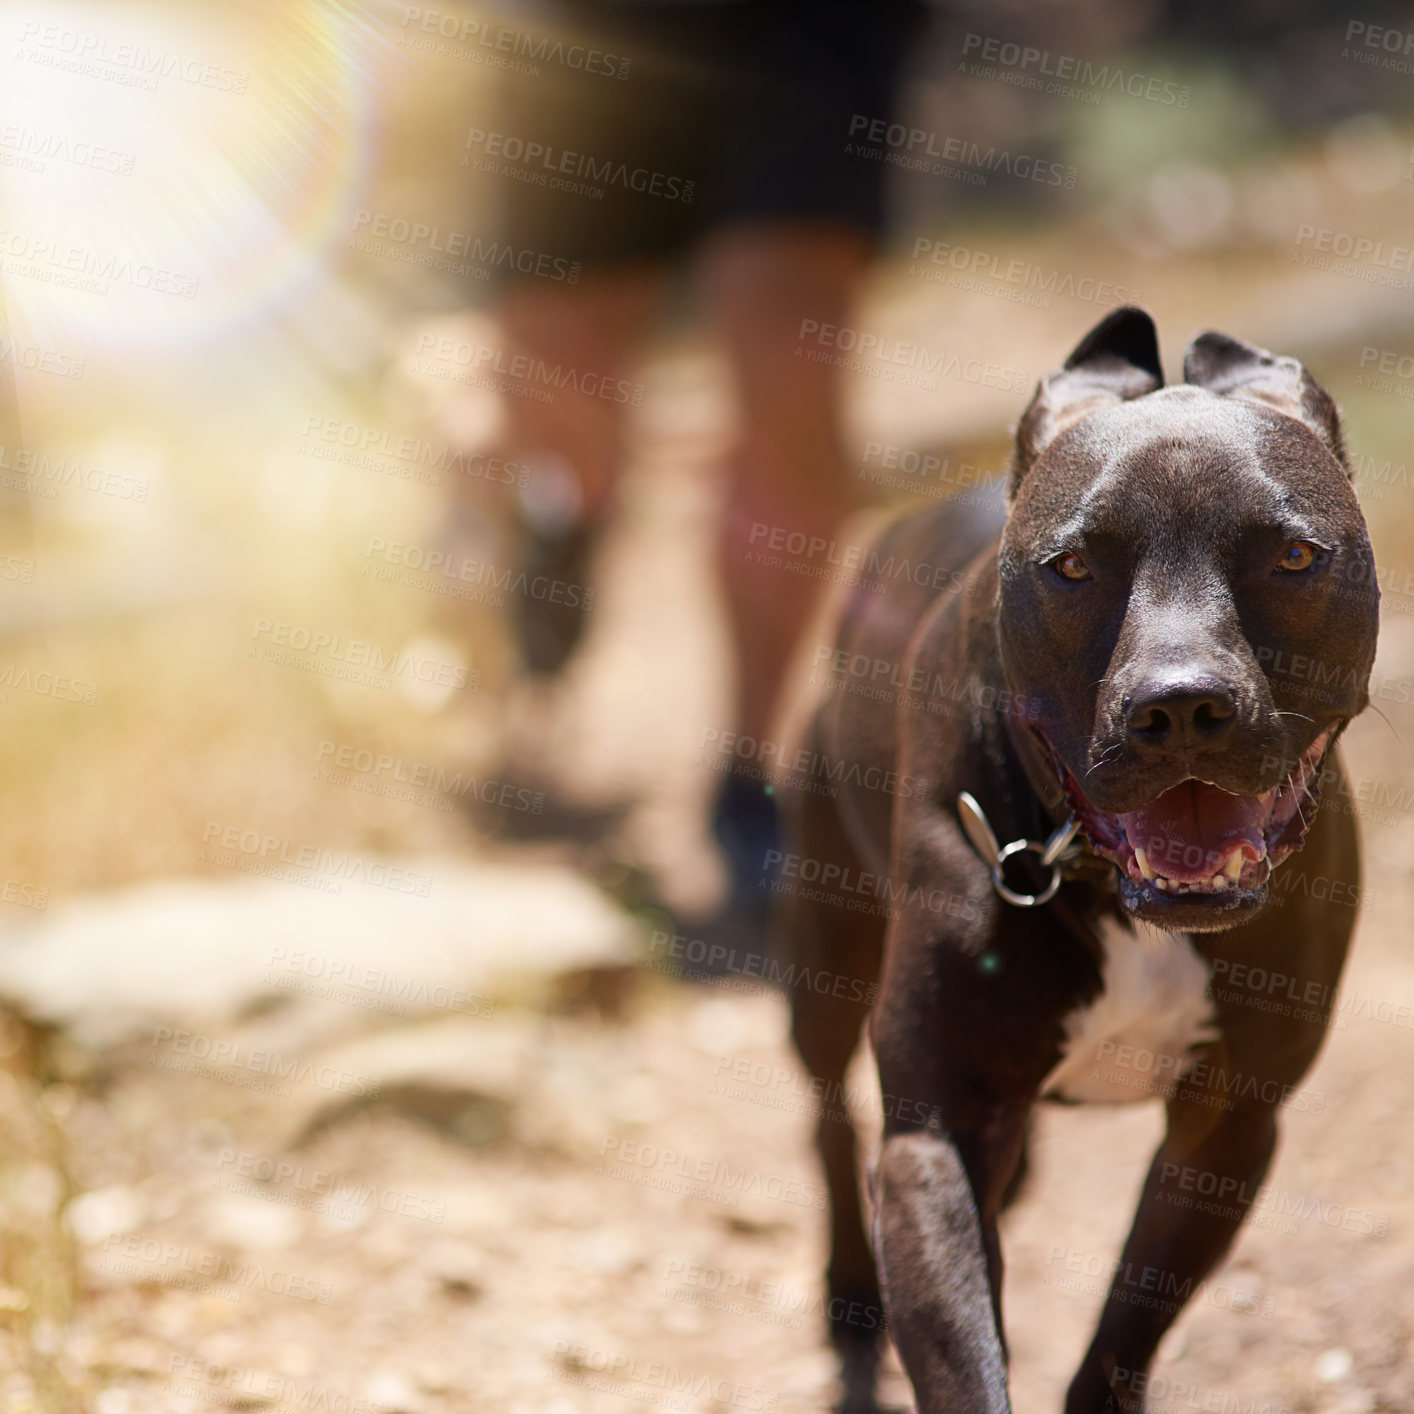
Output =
[{"x1": 0, "y1": 811, "x2": 1410, "y2": 1414}]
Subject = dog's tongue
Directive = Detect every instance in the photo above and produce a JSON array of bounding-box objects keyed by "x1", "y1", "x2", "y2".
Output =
[{"x1": 1119, "y1": 781, "x2": 1267, "y2": 883}]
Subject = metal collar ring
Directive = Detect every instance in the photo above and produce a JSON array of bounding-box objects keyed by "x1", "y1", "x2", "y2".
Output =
[{"x1": 957, "y1": 791, "x2": 1081, "y2": 909}]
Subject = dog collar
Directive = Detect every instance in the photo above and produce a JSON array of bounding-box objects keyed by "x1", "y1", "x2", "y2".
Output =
[{"x1": 957, "y1": 791, "x2": 1082, "y2": 907}]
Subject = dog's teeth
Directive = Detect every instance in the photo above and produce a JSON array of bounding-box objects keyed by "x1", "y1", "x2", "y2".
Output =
[
  {"x1": 1221, "y1": 848, "x2": 1245, "y2": 882},
  {"x1": 1211, "y1": 875, "x2": 1228, "y2": 891},
  {"x1": 1135, "y1": 847, "x2": 1155, "y2": 881}
]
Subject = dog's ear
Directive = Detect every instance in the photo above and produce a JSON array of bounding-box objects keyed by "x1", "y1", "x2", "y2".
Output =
[
  {"x1": 1010, "y1": 307, "x2": 1163, "y2": 496},
  {"x1": 1183, "y1": 332, "x2": 1347, "y2": 471}
]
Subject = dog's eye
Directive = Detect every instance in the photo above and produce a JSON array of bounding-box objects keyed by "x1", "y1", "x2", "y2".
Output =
[
  {"x1": 1049, "y1": 552, "x2": 1091, "y2": 582},
  {"x1": 1276, "y1": 541, "x2": 1319, "y2": 574}
]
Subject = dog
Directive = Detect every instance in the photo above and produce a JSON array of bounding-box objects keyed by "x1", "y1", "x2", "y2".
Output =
[{"x1": 781, "y1": 307, "x2": 1380, "y2": 1413}]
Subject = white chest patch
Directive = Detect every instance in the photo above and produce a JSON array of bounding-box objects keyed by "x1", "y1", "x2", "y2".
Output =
[{"x1": 1041, "y1": 918, "x2": 1220, "y2": 1104}]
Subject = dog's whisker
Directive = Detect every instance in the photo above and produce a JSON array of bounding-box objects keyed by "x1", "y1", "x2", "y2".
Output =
[
  {"x1": 1364, "y1": 702, "x2": 1408, "y2": 754},
  {"x1": 1083, "y1": 745, "x2": 1123, "y2": 779}
]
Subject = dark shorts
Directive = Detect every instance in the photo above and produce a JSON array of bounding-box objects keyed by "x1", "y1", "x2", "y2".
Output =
[{"x1": 483, "y1": 0, "x2": 927, "y2": 272}]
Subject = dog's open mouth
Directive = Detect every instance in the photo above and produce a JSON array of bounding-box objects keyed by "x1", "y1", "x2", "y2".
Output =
[{"x1": 1044, "y1": 730, "x2": 1333, "y2": 908}]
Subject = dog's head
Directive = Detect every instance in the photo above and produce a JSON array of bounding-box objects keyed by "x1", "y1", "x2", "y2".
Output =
[{"x1": 998, "y1": 307, "x2": 1378, "y2": 931}]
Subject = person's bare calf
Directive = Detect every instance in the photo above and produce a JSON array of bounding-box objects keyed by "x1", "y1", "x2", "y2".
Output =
[{"x1": 484, "y1": 264, "x2": 662, "y2": 674}]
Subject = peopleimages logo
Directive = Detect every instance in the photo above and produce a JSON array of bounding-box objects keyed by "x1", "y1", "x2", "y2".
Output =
[
  {"x1": 0, "y1": 336, "x2": 84, "y2": 379},
  {"x1": 314, "y1": 739, "x2": 545, "y2": 816},
  {"x1": 210, "y1": 1148, "x2": 445, "y2": 1224},
  {"x1": 0, "y1": 123, "x2": 137, "y2": 176},
  {"x1": 14, "y1": 21, "x2": 250, "y2": 94},
  {"x1": 95, "y1": 1234, "x2": 333, "y2": 1304},
  {"x1": 412, "y1": 332, "x2": 644, "y2": 405},
  {"x1": 846, "y1": 114, "x2": 1077, "y2": 188},
  {"x1": 200, "y1": 822, "x2": 434, "y2": 897},
  {"x1": 958, "y1": 33, "x2": 1191, "y2": 107},
  {"x1": 350, "y1": 210, "x2": 581, "y2": 283},
  {"x1": 765, "y1": 847, "x2": 978, "y2": 923},
  {"x1": 597, "y1": 1136, "x2": 825, "y2": 1211},
  {"x1": 398, "y1": 8, "x2": 631, "y2": 80},
  {"x1": 795, "y1": 318, "x2": 1028, "y2": 391},
  {"x1": 1293, "y1": 225, "x2": 1414, "y2": 290},
  {"x1": 908, "y1": 238, "x2": 1141, "y2": 307},
  {"x1": 552, "y1": 1343, "x2": 778, "y2": 1413},
  {"x1": 1342, "y1": 20, "x2": 1414, "y2": 74},
  {"x1": 249, "y1": 618, "x2": 476, "y2": 693},
  {"x1": 0, "y1": 227, "x2": 201, "y2": 297},
  {"x1": 462, "y1": 129, "x2": 694, "y2": 203},
  {"x1": 299, "y1": 417, "x2": 529, "y2": 488}
]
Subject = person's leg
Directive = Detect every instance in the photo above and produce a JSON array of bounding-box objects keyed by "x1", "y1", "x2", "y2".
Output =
[
  {"x1": 699, "y1": 220, "x2": 872, "y2": 742},
  {"x1": 494, "y1": 265, "x2": 664, "y2": 527},
  {"x1": 692, "y1": 0, "x2": 928, "y2": 742},
  {"x1": 676, "y1": 222, "x2": 871, "y2": 956},
  {"x1": 457, "y1": 0, "x2": 706, "y2": 675},
  {"x1": 481, "y1": 265, "x2": 663, "y2": 673}
]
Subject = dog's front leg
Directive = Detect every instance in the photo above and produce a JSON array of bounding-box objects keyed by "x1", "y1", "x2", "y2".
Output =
[
  {"x1": 874, "y1": 1113, "x2": 1024, "y2": 1414},
  {"x1": 1064, "y1": 1092, "x2": 1280, "y2": 1414},
  {"x1": 868, "y1": 812, "x2": 1042, "y2": 1413}
]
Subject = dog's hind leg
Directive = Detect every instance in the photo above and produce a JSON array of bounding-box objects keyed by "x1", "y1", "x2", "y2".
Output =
[{"x1": 782, "y1": 787, "x2": 888, "y2": 1412}]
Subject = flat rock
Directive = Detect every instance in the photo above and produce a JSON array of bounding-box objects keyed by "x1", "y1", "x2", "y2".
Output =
[{"x1": 0, "y1": 855, "x2": 636, "y2": 1043}]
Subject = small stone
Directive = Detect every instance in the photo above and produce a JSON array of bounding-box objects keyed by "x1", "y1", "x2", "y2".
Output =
[
  {"x1": 66, "y1": 1185, "x2": 143, "y2": 1243},
  {"x1": 1316, "y1": 1348, "x2": 1354, "y2": 1382},
  {"x1": 364, "y1": 1371, "x2": 425, "y2": 1413},
  {"x1": 200, "y1": 1194, "x2": 304, "y2": 1250},
  {"x1": 573, "y1": 1230, "x2": 635, "y2": 1275},
  {"x1": 687, "y1": 997, "x2": 754, "y2": 1054}
]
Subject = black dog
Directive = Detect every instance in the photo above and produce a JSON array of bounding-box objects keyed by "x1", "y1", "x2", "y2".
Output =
[{"x1": 782, "y1": 308, "x2": 1379, "y2": 1412}]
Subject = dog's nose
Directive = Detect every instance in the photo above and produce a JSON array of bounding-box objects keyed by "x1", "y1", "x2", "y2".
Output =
[{"x1": 1125, "y1": 682, "x2": 1238, "y2": 748}]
